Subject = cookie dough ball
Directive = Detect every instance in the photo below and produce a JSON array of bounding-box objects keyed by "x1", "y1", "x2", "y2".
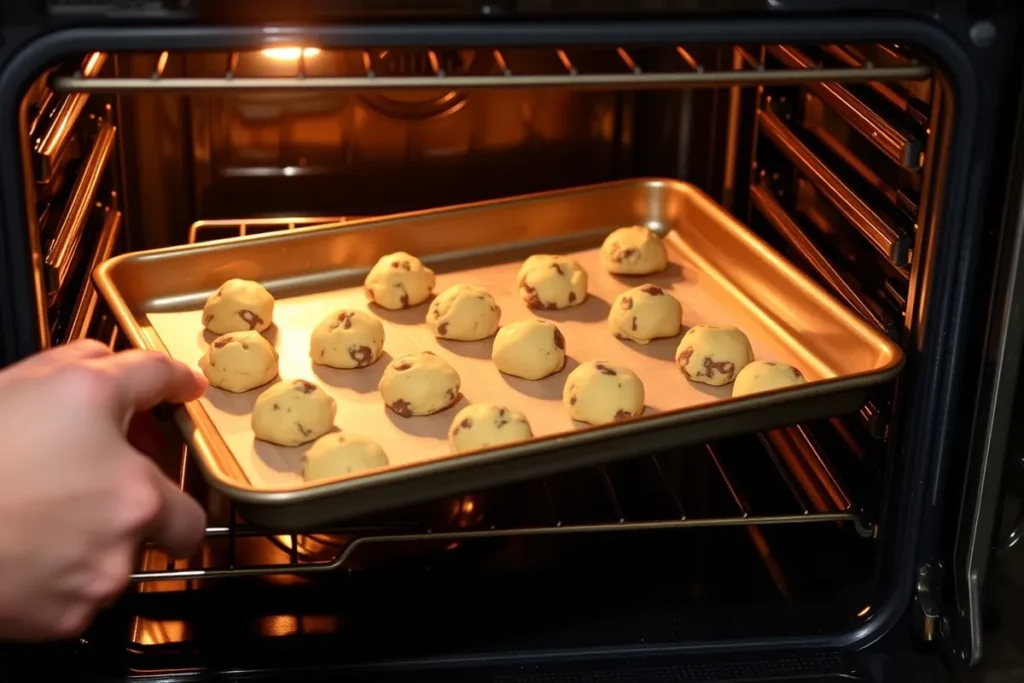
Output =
[
  {"x1": 302, "y1": 432, "x2": 389, "y2": 482},
  {"x1": 202, "y1": 278, "x2": 274, "y2": 334},
  {"x1": 448, "y1": 403, "x2": 533, "y2": 454},
  {"x1": 563, "y1": 360, "x2": 645, "y2": 425},
  {"x1": 427, "y1": 284, "x2": 501, "y2": 341},
  {"x1": 363, "y1": 251, "x2": 435, "y2": 310},
  {"x1": 379, "y1": 352, "x2": 461, "y2": 417},
  {"x1": 675, "y1": 324, "x2": 754, "y2": 386},
  {"x1": 199, "y1": 330, "x2": 279, "y2": 393},
  {"x1": 310, "y1": 309, "x2": 385, "y2": 369},
  {"x1": 733, "y1": 361, "x2": 806, "y2": 397},
  {"x1": 600, "y1": 226, "x2": 669, "y2": 275},
  {"x1": 516, "y1": 255, "x2": 588, "y2": 310},
  {"x1": 252, "y1": 379, "x2": 338, "y2": 447},
  {"x1": 608, "y1": 284, "x2": 682, "y2": 344},
  {"x1": 492, "y1": 319, "x2": 566, "y2": 380}
]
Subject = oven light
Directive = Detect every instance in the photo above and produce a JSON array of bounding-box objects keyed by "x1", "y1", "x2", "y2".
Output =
[{"x1": 261, "y1": 47, "x2": 321, "y2": 61}]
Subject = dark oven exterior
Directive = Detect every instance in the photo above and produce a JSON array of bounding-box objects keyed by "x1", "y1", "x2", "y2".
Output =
[{"x1": 0, "y1": 1, "x2": 1023, "y2": 681}]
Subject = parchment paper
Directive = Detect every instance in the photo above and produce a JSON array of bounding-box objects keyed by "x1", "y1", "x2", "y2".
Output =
[{"x1": 148, "y1": 235, "x2": 804, "y2": 490}]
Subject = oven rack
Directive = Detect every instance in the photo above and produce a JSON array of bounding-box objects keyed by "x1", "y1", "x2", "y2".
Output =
[
  {"x1": 52, "y1": 44, "x2": 931, "y2": 93},
  {"x1": 131, "y1": 429, "x2": 873, "y2": 583}
]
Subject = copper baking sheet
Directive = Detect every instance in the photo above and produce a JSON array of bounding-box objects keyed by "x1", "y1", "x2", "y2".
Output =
[{"x1": 95, "y1": 178, "x2": 904, "y2": 529}]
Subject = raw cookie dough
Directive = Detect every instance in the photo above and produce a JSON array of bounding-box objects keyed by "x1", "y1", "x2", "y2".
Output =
[
  {"x1": 491, "y1": 319, "x2": 566, "y2": 380},
  {"x1": 202, "y1": 278, "x2": 274, "y2": 335},
  {"x1": 251, "y1": 379, "x2": 338, "y2": 447},
  {"x1": 198, "y1": 330, "x2": 279, "y2": 393},
  {"x1": 310, "y1": 309, "x2": 385, "y2": 369},
  {"x1": 363, "y1": 251, "x2": 436, "y2": 310},
  {"x1": 427, "y1": 284, "x2": 501, "y2": 341},
  {"x1": 516, "y1": 255, "x2": 588, "y2": 310},
  {"x1": 378, "y1": 352, "x2": 461, "y2": 417},
  {"x1": 599, "y1": 226, "x2": 669, "y2": 275},
  {"x1": 674, "y1": 324, "x2": 754, "y2": 387},
  {"x1": 302, "y1": 432, "x2": 389, "y2": 482},
  {"x1": 733, "y1": 361, "x2": 806, "y2": 397},
  {"x1": 448, "y1": 403, "x2": 533, "y2": 454},
  {"x1": 608, "y1": 284, "x2": 682, "y2": 344},
  {"x1": 563, "y1": 360, "x2": 645, "y2": 425}
]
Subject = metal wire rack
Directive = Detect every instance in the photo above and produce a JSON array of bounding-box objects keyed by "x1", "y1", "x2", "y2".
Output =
[
  {"x1": 53, "y1": 44, "x2": 931, "y2": 93},
  {"x1": 127, "y1": 215, "x2": 874, "y2": 584}
]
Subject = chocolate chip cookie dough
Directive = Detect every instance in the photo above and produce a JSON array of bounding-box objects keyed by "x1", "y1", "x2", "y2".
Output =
[
  {"x1": 199, "y1": 330, "x2": 279, "y2": 393},
  {"x1": 302, "y1": 432, "x2": 389, "y2": 482},
  {"x1": 515, "y1": 255, "x2": 588, "y2": 310},
  {"x1": 310, "y1": 309, "x2": 385, "y2": 369},
  {"x1": 426, "y1": 284, "x2": 501, "y2": 341},
  {"x1": 252, "y1": 379, "x2": 338, "y2": 447},
  {"x1": 448, "y1": 403, "x2": 533, "y2": 454},
  {"x1": 378, "y1": 352, "x2": 461, "y2": 417},
  {"x1": 491, "y1": 319, "x2": 566, "y2": 380},
  {"x1": 733, "y1": 360, "x2": 806, "y2": 397},
  {"x1": 202, "y1": 278, "x2": 274, "y2": 335},
  {"x1": 599, "y1": 226, "x2": 668, "y2": 275},
  {"x1": 674, "y1": 324, "x2": 754, "y2": 387},
  {"x1": 363, "y1": 251, "x2": 436, "y2": 310},
  {"x1": 563, "y1": 360, "x2": 645, "y2": 425},
  {"x1": 608, "y1": 284, "x2": 682, "y2": 344}
]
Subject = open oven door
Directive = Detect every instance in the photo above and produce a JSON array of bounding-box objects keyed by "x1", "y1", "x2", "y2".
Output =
[{"x1": 941, "y1": 67, "x2": 1024, "y2": 681}]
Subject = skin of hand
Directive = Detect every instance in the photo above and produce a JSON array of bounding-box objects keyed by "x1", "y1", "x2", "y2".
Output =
[{"x1": 0, "y1": 339, "x2": 208, "y2": 640}]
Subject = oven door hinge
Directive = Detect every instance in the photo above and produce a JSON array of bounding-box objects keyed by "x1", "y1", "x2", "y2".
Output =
[{"x1": 913, "y1": 563, "x2": 944, "y2": 643}]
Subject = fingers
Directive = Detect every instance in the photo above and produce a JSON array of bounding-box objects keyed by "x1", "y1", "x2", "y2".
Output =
[
  {"x1": 98, "y1": 350, "x2": 207, "y2": 417},
  {"x1": 142, "y1": 458, "x2": 207, "y2": 559}
]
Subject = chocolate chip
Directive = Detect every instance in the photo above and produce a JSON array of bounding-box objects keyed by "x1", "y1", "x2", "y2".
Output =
[
  {"x1": 394, "y1": 360, "x2": 413, "y2": 371},
  {"x1": 614, "y1": 409, "x2": 632, "y2": 421},
  {"x1": 550, "y1": 262, "x2": 564, "y2": 276},
  {"x1": 677, "y1": 346, "x2": 695, "y2": 379},
  {"x1": 521, "y1": 283, "x2": 542, "y2": 309},
  {"x1": 213, "y1": 335, "x2": 233, "y2": 348},
  {"x1": 595, "y1": 363, "x2": 616, "y2": 376},
  {"x1": 569, "y1": 393, "x2": 577, "y2": 405},
  {"x1": 792, "y1": 367, "x2": 803, "y2": 378},
  {"x1": 620, "y1": 296, "x2": 633, "y2": 310},
  {"x1": 433, "y1": 307, "x2": 441, "y2": 319},
  {"x1": 445, "y1": 387, "x2": 458, "y2": 404},
  {"x1": 568, "y1": 292, "x2": 576, "y2": 304},
  {"x1": 438, "y1": 322, "x2": 449, "y2": 336},
  {"x1": 390, "y1": 399, "x2": 413, "y2": 418},
  {"x1": 339, "y1": 311, "x2": 354, "y2": 329},
  {"x1": 296, "y1": 422, "x2": 312, "y2": 437},
  {"x1": 238, "y1": 309, "x2": 264, "y2": 330},
  {"x1": 631, "y1": 316, "x2": 638, "y2": 332},
  {"x1": 390, "y1": 261, "x2": 400, "y2": 269},
  {"x1": 273, "y1": 403, "x2": 280, "y2": 410},
  {"x1": 294, "y1": 380, "x2": 317, "y2": 394},
  {"x1": 703, "y1": 356, "x2": 736, "y2": 382},
  {"x1": 349, "y1": 345, "x2": 373, "y2": 367},
  {"x1": 495, "y1": 408, "x2": 509, "y2": 428},
  {"x1": 398, "y1": 285, "x2": 409, "y2": 308},
  {"x1": 460, "y1": 418, "x2": 473, "y2": 429},
  {"x1": 640, "y1": 285, "x2": 664, "y2": 296},
  {"x1": 553, "y1": 327, "x2": 565, "y2": 351},
  {"x1": 621, "y1": 248, "x2": 637, "y2": 261},
  {"x1": 401, "y1": 261, "x2": 411, "y2": 271}
]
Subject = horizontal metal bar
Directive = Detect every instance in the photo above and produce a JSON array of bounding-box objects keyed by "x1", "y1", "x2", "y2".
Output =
[
  {"x1": 770, "y1": 45, "x2": 921, "y2": 170},
  {"x1": 758, "y1": 106, "x2": 911, "y2": 267},
  {"x1": 130, "y1": 511, "x2": 866, "y2": 581},
  {"x1": 53, "y1": 65, "x2": 931, "y2": 93}
]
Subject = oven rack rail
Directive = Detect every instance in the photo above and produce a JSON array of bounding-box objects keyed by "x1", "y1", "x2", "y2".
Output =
[
  {"x1": 52, "y1": 44, "x2": 931, "y2": 93},
  {"x1": 131, "y1": 433, "x2": 873, "y2": 583}
]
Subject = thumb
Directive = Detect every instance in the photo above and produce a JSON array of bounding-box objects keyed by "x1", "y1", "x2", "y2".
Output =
[{"x1": 96, "y1": 350, "x2": 207, "y2": 421}]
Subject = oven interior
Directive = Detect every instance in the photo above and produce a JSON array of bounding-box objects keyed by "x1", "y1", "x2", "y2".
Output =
[{"x1": 18, "y1": 42, "x2": 944, "y2": 676}]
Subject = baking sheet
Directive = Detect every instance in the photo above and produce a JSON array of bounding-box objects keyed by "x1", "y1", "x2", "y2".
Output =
[
  {"x1": 95, "y1": 178, "x2": 904, "y2": 528},
  {"x1": 148, "y1": 240, "x2": 802, "y2": 490}
]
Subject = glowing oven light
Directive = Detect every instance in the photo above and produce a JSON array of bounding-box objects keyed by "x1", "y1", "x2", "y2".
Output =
[{"x1": 261, "y1": 47, "x2": 321, "y2": 61}]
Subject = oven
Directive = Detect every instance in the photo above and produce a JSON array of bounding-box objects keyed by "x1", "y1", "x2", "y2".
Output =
[{"x1": 1, "y1": 2, "x2": 1023, "y2": 681}]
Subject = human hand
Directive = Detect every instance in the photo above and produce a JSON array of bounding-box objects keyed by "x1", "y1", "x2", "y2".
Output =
[{"x1": 0, "y1": 340, "x2": 208, "y2": 640}]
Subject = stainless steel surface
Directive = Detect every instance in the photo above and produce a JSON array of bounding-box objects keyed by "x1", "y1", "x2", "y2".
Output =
[
  {"x1": 758, "y1": 106, "x2": 912, "y2": 268},
  {"x1": 32, "y1": 52, "x2": 106, "y2": 183},
  {"x1": 769, "y1": 45, "x2": 922, "y2": 170},
  {"x1": 67, "y1": 205, "x2": 121, "y2": 341},
  {"x1": 131, "y1": 434, "x2": 871, "y2": 583},
  {"x1": 95, "y1": 178, "x2": 903, "y2": 528},
  {"x1": 750, "y1": 181, "x2": 890, "y2": 336},
  {"x1": 52, "y1": 46, "x2": 931, "y2": 93},
  {"x1": 43, "y1": 116, "x2": 116, "y2": 300}
]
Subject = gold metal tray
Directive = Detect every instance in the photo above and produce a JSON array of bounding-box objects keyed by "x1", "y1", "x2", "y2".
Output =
[{"x1": 95, "y1": 178, "x2": 904, "y2": 530}]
